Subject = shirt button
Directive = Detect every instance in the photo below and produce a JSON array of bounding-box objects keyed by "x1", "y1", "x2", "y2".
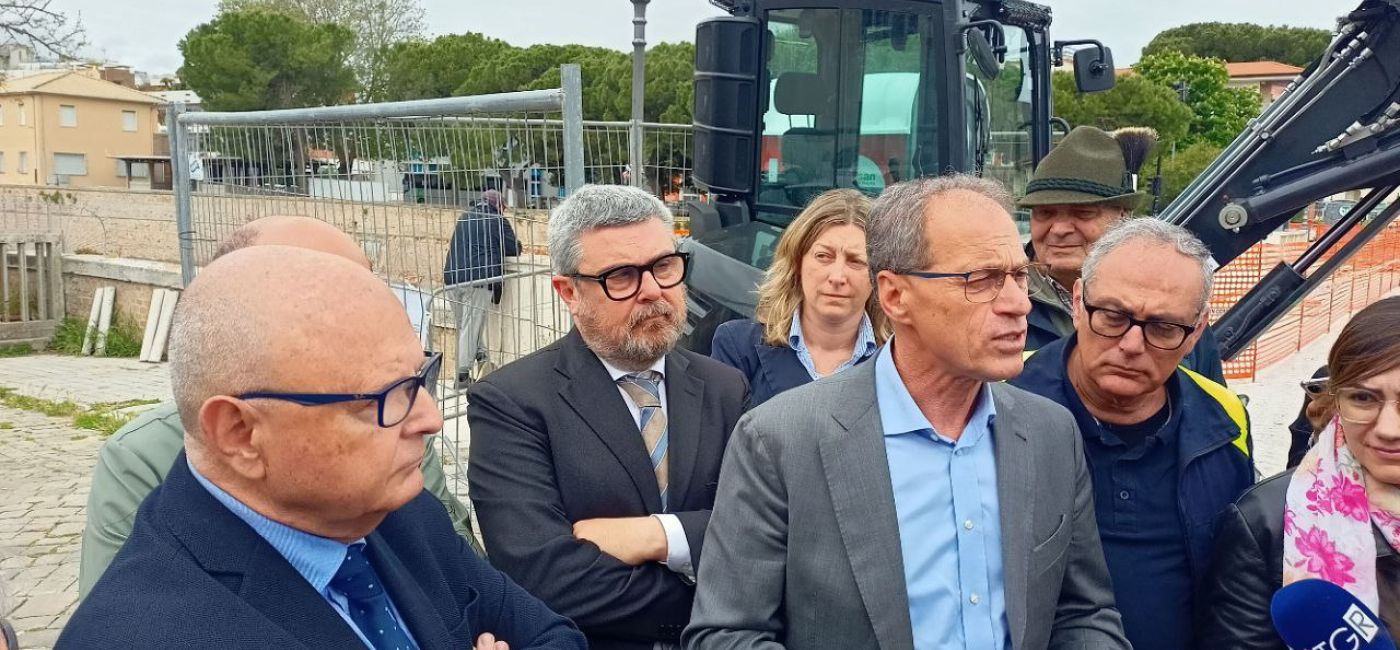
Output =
[
  {"x1": 963, "y1": 519, "x2": 975, "y2": 530},
  {"x1": 1119, "y1": 490, "x2": 1131, "y2": 500},
  {"x1": 969, "y1": 593, "x2": 980, "y2": 605}
]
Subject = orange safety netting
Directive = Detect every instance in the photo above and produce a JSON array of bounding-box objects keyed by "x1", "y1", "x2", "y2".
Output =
[{"x1": 1211, "y1": 221, "x2": 1400, "y2": 382}]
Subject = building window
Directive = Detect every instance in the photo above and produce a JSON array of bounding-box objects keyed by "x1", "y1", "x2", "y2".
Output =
[
  {"x1": 0, "y1": 152, "x2": 6, "y2": 173},
  {"x1": 0, "y1": 105, "x2": 5, "y2": 126},
  {"x1": 121, "y1": 110, "x2": 138, "y2": 132},
  {"x1": 19, "y1": 151, "x2": 29, "y2": 173},
  {"x1": 59, "y1": 104, "x2": 77, "y2": 127},
  {"x1": 114, "y1": 160, "x2": 149, "y2": 178},
  {"x1": 18, "y1": 105, "x2": 26, "y2": 126},
  {"x1": 53, "y1": 152, "x2": 87, "y2": 176}
]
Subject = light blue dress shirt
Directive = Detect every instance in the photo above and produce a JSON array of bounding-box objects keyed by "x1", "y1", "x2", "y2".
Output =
[
  {"x1": 187, "y1": 460, "x2": 420, "y2": 650},
  {"x1": 874, "y1": 341, "x2": 1010, "y2": 650},
  {"x1": 788, "y1": 310, "x2": 877, "y2": 380}
]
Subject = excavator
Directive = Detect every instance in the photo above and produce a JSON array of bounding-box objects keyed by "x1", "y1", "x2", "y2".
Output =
[{"x1": 680, "y1": 0, "x2": 1400, "y2": 362}]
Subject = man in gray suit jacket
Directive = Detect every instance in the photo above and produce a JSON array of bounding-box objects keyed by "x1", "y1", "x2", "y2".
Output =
[{"x1": 684, "y1": 175, "x2": 1129, "y2": 650}]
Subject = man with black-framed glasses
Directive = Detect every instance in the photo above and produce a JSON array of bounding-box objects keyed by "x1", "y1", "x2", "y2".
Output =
[
  {"x1": 466, "y1": 184, "x2": 748, "y2": 650},
  {"x1": 1011, "y1": 218, "x2": 1255, "y2": 650},
  {"x1": 62, "y1": 246, "x2": 585, "y2": 650}
]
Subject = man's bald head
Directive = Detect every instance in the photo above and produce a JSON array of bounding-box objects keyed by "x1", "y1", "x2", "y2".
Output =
[
  {"x1": 169, "y1": 246, "x2": 411, "y2": 440},
  {"x1": 169, "y1": 246, "x2": 441, "y2": 538},
  {"x1": 212, "y1": 216, "x2": 371, "y2": 270}
]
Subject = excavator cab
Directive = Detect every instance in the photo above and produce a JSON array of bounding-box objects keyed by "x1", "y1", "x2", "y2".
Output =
[{"x1": 682, "y1": 0, "x2": 1102, "y2": 353}]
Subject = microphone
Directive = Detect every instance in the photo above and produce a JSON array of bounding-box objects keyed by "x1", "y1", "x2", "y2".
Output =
[{"x1": 1271, "y1": 579, "x2": 1396, "y2": 650}]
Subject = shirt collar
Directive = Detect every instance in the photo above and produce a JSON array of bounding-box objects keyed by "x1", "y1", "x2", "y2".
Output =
[
  {"x1": 596, "y1": 353, "x2": 667, "y2": 382},
  {"x1": 187, "y1": 459, "x2": 356, "y2": 593},
  {"x1": 788, "y1": 310, "x2": 878, "y2": 359},
  {"x1": 873, "y1": 338, "x2": 997, "y2": 443}
]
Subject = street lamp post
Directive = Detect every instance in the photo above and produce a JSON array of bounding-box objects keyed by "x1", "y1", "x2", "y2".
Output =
[{"x1": 630, "y1": 0, "x2": 649, "y2": 189}]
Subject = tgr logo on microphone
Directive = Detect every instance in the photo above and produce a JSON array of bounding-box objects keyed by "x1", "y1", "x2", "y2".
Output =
[{"x1": 1305, "y1": 604, "x2": 1382, "y2": 650}]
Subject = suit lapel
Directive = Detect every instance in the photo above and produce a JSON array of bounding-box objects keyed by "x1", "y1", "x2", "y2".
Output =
[
  {"x1": 664, "y1": 352, "x2": 703, "y2": 511},
  {"x1": 556, "y1": 329, "x2": 663, "y2": 512},
  {"x1": 821, "y1": 363, "x2": 915, "y2": 650},
  {"x1": 755, "y1": 343, "x2": 809, "y2": 396},
  {"x1": 367, "y1": 532, "x2": 456, "y2": 649},
  {"x1": 160, "y1": 457, "x2": 367, "y2": 650},
  {"x1": 990, "y1": 383, "x2": 1034, "y2": 650}
]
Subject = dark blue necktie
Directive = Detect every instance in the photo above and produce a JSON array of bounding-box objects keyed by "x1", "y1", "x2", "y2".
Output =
[{"x1": 330, "y1": 544, "x2": 420, "y2": 650}]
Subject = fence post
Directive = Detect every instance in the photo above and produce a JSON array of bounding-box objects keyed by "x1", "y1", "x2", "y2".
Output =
[
  {"x1": 168, "y1": 102, "x2": 196, "y2": 287},
  {"x1": 561, "y1": 64, "x2": 585, "y2": 196}
]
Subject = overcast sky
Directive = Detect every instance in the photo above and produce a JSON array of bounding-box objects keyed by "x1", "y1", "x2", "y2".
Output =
[{"x1": 67, "y1": 0, "x2": 1348, "y2": 76}]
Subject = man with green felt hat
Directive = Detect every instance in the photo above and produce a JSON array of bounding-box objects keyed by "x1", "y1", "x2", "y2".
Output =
[{"x1": 1019, "y1": 125, "x2": 1226, "y2": 383}]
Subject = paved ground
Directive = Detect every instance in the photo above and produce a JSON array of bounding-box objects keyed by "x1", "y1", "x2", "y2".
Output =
[
  {"x1": 0, "y1": 355, "x2": 172, "y2": 406},
  {"x1": 0, "y1": 356, "x2": 171, "y2": 650}
]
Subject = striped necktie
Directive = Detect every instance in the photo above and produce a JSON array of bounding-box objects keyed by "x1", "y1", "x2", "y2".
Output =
[{"x1": 618, "y1": 371, "x2": 669, "y2": 511}]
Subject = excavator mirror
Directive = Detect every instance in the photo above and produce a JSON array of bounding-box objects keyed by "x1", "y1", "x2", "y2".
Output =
[
  {"x1": 967, "y1": 29, "x2": 1002, "y2": 79},
  {"x1": 1072, "y1": 45, "x2": 1115, "y2": 93}
]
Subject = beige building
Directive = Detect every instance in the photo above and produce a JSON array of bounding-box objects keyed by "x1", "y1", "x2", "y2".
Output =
[
  {"x1": 1225, "y1": 61, "x2": 1304, "y2": 109},
  {"x1": 0, "y1": 71, "x2": 164, "y2": 188}
]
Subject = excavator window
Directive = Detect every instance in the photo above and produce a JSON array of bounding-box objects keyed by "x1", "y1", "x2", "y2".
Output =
[{"x1": 755, "y1": 6, "x2": 943, "y2": 227}]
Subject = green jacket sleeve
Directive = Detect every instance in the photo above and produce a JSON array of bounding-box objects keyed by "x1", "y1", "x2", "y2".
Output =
[
  {"x1": 79, "y1": 402, "x2": 187, "y2": 598},
  {"x1": 421, "y1": 435, "x2": 486, "y2": 558}
]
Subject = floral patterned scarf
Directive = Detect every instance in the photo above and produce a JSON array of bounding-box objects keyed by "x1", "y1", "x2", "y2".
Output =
[{"x1": 1284, "y1": 416, "x2": 1400, "y2": 611}]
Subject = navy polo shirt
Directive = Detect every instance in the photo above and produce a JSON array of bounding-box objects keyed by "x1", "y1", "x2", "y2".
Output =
[{"x1": 1012, "y1": 337, "x2": 1193, "y2": 650}]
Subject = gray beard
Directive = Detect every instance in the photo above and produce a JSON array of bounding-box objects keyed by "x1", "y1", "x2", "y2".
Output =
[{"x1": 574, "y1": 299, "x2": 684, "y2": 371}]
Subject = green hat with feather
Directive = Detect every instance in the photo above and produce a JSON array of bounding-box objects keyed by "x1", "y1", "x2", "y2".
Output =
[{"x1": 1018, "y1": 125, "x2": 1158, "y2": 211}]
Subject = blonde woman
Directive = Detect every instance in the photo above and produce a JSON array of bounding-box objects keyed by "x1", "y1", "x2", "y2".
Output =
[{"x1": 710, "y1": 189, "x2": 888, "y2": 407}]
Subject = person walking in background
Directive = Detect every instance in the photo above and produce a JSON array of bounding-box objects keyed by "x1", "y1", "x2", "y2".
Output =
[
  {"x1": 710, "y1": 189, "x2": 887, "y2": 407},
  {"x1": 444, "y1": 189, "x2": 520, "y2": 385},
  {"x1": 1011, "y1": 218, "x2": 1254, "y2": 650},
  {"x1": 1199, "y1": 296, "x2": 1400, "y2": 647}
]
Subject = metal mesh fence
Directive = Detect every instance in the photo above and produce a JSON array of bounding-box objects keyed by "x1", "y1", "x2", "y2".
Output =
[{"x1": 172, "y1": 83, "x2": 585, "y2": 501}]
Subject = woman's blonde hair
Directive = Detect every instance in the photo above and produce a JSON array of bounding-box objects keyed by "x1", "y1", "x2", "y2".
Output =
[{"x1": 754, "y1": 188, "x2": 889, "y2": 348}]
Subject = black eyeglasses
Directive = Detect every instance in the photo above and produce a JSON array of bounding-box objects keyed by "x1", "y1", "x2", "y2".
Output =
[
  {"x1": 570, "y1": 252, "x2": 690, "y2": 301},
  {"x1": 238, "y1": 352, "x2": 442, "y2": 428},
  {"x1": 1081, "y1": 299, "x2": 1198, "y2": 351},
  {"x1": 895, "y1": 262, "x2": 1046, "y2": 304}
]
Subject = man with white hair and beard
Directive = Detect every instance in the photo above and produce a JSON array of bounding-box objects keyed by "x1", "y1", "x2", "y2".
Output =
[{"x1": 467, "y1": 184, "x2": 749, "y2": 650}]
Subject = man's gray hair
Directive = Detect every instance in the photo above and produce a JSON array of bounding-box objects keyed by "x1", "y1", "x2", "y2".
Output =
[
  {"x1": 867, "y1": 174, "x2": 1015, "y2": 276},
  {"x1": 548, "y1": 184, "x2": 673, "y2": 275},
  {"x1": 1082, "y1": 218, "x2": 1219, "y2": 316}
]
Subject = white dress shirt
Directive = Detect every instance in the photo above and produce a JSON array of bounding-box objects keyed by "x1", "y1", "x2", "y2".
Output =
[{"x1": 595, "y1": 353, "x2": 694, "y2": 583}]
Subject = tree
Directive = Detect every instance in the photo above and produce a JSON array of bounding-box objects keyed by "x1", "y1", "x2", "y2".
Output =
[
  {"x1": 0, "y1": 0, "x2": 84, "y2": 59},
  {"x1": 178, "y1": 11, "x2": 358, "y2": 111},
  {"x1": 218, "y1": 0, "x2": 425, "y2": 99},
  {"x1": 1134, "y1": 51, "x2": 1260, "y2": 148},
  {"x1": 1159, "y1": 141, "x2": 1223, "y2": 208},
  {"x1": 1143, "y1": 23, "x2": 1331, "y2": 68},
  {"x1": 1052, "y1": 71, "x2": 1193, "y2": 149}
]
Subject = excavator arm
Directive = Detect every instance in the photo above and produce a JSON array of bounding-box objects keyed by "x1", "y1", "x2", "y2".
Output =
[{"x1": 1160, "y1": 0, "x2": 1400, "y2": 359}]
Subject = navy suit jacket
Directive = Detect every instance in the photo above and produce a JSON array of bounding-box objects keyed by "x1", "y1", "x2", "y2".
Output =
[
  {"x1": 709, "y1": 319, "x2": 816, "y2": 408},
  {"x1": 59, "y1": 453, "x2": 585, "y2": 650}
]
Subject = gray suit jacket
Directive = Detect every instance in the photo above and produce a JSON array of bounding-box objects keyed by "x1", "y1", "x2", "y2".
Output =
[{"x1": 683, "y1": 360, "x2": 1129, "y2": 650}]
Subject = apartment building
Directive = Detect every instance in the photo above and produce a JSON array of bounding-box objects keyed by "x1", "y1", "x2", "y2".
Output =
[{"x1": 0, "y1": 71, "x2": 164, "y2": 188}]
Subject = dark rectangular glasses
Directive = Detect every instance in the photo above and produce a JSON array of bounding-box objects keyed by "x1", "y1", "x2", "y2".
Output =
[
  {"x1": 570, "y1": 252, "x2": 690, "y2": 301},
  {"x1": 237, "y1": 351, "x2": 442, "y2": 428}
]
